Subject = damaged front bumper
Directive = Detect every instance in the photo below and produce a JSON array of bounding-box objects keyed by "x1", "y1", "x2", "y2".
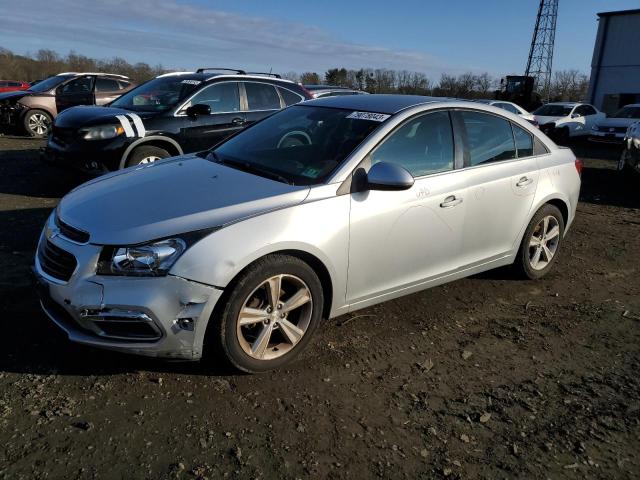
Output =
[{"x1": 33, "y1": 220, "x2": 223, "y2": 360}]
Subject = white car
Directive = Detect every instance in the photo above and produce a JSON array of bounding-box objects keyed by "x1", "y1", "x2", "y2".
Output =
[
  {"x1": 34, "y1": 95, "x2": 581, "y2": 372},
  {"x1": 475, "y1": 100, "x2": 536, "y2": 124},
  {"x1": 591, "y1": 104, "x2": 640, "y2": 144},
  {"x1": 533, "y1": 102, "x2": 606, "y2": 141},
  {"x1": 533, "y1": 102, "x2": 605, "y2": 141}
]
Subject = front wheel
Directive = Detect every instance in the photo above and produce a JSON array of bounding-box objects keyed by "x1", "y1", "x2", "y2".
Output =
[
  {"x1": 125, "y1": 145, "x2": 170, "y2": 168},
  {"x1": 211, "y1": 254, "x2": 324, "y2": 373},
  {"x1": 23, "y1": 109, "x2": 52, "y2": 137},
  {"x1": 514, "y1": 204, "x2": 565, "y2": 280}
]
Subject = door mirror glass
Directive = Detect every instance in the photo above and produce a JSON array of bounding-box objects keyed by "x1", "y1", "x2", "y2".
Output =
[
  {"x1": 186, "y1": 103, "x2": 211, "y2": 117},
  {"x1": 571, "y1": 113, "x2": 581, "y2": 118},
  {"x1": 366, "y1": 162, "x2": 414, "y2": 191}
]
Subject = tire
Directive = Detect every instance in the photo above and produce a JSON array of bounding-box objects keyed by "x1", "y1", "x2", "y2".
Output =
[
  {"x1": 514, "y1": 204, "x2": 565, "y2": 280},
  {"x1": 125, "y1": 145, "x2": 171, "y2": 168},
  {"x1": 23, "y1": 109, "x2": 52, "y2": 137},
  {"x1": 209, "y1": 254, "x2": 324, "y2": 373}
]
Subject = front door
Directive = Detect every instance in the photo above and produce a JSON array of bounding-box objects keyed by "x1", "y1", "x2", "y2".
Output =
[
  {"x1": 347, "y1": 110, "x2": 467, "y2": 306},
  {"x1": 177, "y1": 81, "x2": 246, "y2": 152},
  {"x1": 453, "y1": 110, "x2": 539, "y2": 267},
  {"x1": 55, "y1": 75, "x2": 95, "y2": 112}
]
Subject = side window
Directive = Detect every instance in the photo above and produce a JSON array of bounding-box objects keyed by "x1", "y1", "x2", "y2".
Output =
[
  {"x1": 0, "y1": 81, "x2": 7, "y2": 87},
  {"x1": 278, "y1": 87, "x2": 304, "y2": 106},
  {"x1": 370, "y1": 111, "x2": 454, "y2": 177},
  {"x1": 582, "y1": 105, "x2": 597, "y2": 116},
  {"x1": 60, "y1": 76, "x2": 94, "y2": 94},
  {"x1": 500, "y1": 103, "x2": 519, "y2": 114},
  {"x1": 459, "y1": 111, "x2": 516, "y2": 166},
  {"x1": 512, "y1": 124, "x2": 534, "y2": 157},
  {"x1": 184, "y1": 82, "x2": 240, "y2": 113},
  {"x1": 95, "y1": 78, "x2": 120, "y2": 92},
  {"x1": 245, "y1": 82, "x2": 281, "y2": 110}
]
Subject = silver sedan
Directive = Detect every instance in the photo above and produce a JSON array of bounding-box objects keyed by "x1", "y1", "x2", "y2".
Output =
[{"x1": 34, "y1": 95, "x2": 581, "y2": 372}]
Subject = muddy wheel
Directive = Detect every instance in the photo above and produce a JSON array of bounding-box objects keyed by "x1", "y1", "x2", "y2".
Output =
[
  {"x1": 515, "y1": 204, "x2": 565, "y2": 280},
  {"x1": 211, "y1": 254, "x2": 324, "y2": 373}
]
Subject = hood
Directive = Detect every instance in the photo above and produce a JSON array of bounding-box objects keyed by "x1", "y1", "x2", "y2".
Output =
[
  {"x1": 0, "y1": 90, "x2": 29, "y2": 102},
  {"x1": 595, "y1": 117, "x2": 639, "y2": 128},
  {"x1": 55, "y1": 106, "x2": 157, "y2": 128},
  {"x1": 533, "y1": 115, "x2": 562, "y2": 125},
  {"x1": 57, "y1": 154, "x2": 310, "y2": 245}
]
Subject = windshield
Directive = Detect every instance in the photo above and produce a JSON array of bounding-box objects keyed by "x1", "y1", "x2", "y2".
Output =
[
  {"x1": 27, "y1": 75, "x2": 72, "y2": 93},
  {"x1": 211, "y1": 106, "x2": 386, "y2": 185},
  {"x1": 612, "y1": 106, "x2": 640, "y2": 119},
  {"x1": 534, "y1": 104, "x2": 573, "y2": 116},
  {"x1": 110, "y1": 76, "x2": 201, "y2": 112}
]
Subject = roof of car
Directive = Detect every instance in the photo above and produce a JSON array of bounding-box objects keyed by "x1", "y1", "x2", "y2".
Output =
[
  {"x1": 156, "y1": 71, "x2": 296, "y2": 84},
  {"x1": 546, "y1": 102, "x2": 582, "y2": 106},
  {"x1": 56, "y1": 72, "x2": 130, "y2": 79},
  {"x1": 304, "y1": 94, "x2": 451, "y2": 114},
  {"x1": 304, "y1": 84, "x2": 354, "y2": 91}
]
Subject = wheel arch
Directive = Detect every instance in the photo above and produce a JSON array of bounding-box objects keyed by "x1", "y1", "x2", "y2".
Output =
[{"x1": 119, "y1": 136, "x2": 184, "y2": 169}]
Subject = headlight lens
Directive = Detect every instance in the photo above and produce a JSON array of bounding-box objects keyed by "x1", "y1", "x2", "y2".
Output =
[
  {"x1": 81, "y1": 125, "x2": 124, "y2": 141},
  {"x1": 109, "y1": 238, "x2": 186, "y2": 276}
]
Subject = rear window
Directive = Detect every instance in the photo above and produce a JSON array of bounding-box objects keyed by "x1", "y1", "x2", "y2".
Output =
[
  {"x1": 245, "y1": 82, "x2": 281, "y2": 110},
  {"x1": 278, "y1": 87, "x2": 304, "y2": 106},
  {"x1": 534, "y1": 104, "x2": 573, "y2": 117},
  {"x1": 96, "y1": 78, "x2": 120, "y2": 92},
  {"x1": 459, "y1": 111, "x2": 516, "y2": 166}
]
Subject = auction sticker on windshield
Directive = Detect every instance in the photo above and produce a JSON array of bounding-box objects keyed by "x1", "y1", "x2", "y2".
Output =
[{"x1": 346, "y1": 111, "x2": 390, "y2": 122}]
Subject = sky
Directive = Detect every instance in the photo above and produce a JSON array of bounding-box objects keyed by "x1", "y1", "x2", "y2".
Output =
[{"x1": 0, "y1": 0, "x2": 638, "y2": 80}]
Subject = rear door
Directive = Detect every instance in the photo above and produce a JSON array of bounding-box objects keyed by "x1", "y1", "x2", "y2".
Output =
[
  {"x1": 453, "y1": 110, "x2": 540, "y2": 267},
  {"x1": 242, "y1": 82, "x2": 283, "y2": 126},
  {"x1": 176, "y1": 81, "x2": 245, "y2": 152},
  {"x1": 94, "y1": 77, "x2": 125, "y2": 105},
  {"x1": 55, "y1": 75, "x2": 95, "y2": 112}
]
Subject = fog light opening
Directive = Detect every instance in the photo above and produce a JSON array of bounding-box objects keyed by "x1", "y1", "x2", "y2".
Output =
[{"x1": 176, "y1": 318, "x2": 195, "y2": 331}]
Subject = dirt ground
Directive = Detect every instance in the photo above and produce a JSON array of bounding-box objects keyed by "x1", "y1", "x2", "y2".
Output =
[{"x1": 0, "y1": 134, "x2": 639, "y2": 480}]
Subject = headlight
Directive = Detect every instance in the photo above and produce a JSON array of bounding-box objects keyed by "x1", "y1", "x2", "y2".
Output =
[
  {"x1": 96, "y1": 228, "x2": 219, "y2": 277},
  {"x1": 81, "y1": 125, "x2": 124, "y2": 141},
  {"x1": 110, "y1": 239, "x2": 185, "y2": 276},
  {"x1": 592, "y1": 125, "x2": 599, "y2": 131}
]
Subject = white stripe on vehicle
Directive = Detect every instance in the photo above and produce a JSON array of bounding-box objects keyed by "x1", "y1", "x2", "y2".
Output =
[
  {"x1": 127, "y1": 113, "x2": 146, "y2": 137},
  {"x1": 116, "y1": 115, "x2": 135, "y2": 138}
]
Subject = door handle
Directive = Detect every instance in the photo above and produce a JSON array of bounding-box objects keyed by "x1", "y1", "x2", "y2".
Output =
[
  {"x1": 440, "y1": 195, "x2": 463, "y2": 208},
  {"x1": 516, "y1": 176, "x2": 534, "y2": 187},
  {"x1": 232, "y1": 117, "x2": 246, "y2": 125}
]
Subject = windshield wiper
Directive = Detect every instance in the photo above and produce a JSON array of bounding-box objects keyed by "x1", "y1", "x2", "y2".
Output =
[{"x1": 209, "y1": 154, "x2": 294, "y2": 185}]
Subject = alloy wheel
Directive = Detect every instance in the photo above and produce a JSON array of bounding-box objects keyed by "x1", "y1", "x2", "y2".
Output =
[
  {"x1": 236, "y1": 274, "x2": 313, "y2": 360},
  {"x1": 139, "y1": 156, "x2": 160, "y2": 164},
  {"x1": 28, "y1": 113, "x2": 50, "y2": 136},
  {"x1": 528, "y1": 215, "x2": 560, "y2": 270}
]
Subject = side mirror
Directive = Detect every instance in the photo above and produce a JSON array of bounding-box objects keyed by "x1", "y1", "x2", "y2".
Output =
[
  {"x1": 186, "y1": 103, "x2": 211, "y2": 117},
  {"x1": 365, "y1": 162, "x2": 414, "y2": 191},
  {"x1": 571, "y1": 113, "x2": 581, "y2": 119}
]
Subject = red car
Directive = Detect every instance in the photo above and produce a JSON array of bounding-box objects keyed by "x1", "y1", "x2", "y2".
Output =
[{"x1": 0, "y1": 80, "x2": 30, "y2": 93}]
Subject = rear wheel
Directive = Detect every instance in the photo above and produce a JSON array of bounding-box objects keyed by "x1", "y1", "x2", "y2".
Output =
[
  {"x1": 514, "y1": 204, "x2": 565, "y2": 280},
  {"x1": 125, "y1": 145, "x2": 170, "y2": 168},
  {"x1": 23, "y1": 109, "x2": 52, "y2": 137},
  {"x1": 210, "y1": 254, "x2": 324, "y2": 373}
]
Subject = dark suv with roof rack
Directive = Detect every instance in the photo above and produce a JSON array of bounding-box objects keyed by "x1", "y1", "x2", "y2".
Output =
[
  {"x1": 0, "y1": 72, "x2": 134, "y2": 137},
  {"x1": 44, "y1": 68, "x2": 312, "y2": 172}
]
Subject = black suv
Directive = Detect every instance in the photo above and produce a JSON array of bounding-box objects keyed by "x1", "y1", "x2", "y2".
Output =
[{"x1": 45, "y1": 68, "x2": 312, "y2": 172}]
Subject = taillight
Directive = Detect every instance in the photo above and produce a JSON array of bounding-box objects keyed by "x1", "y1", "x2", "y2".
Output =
[{"x1": 575, "y1": 158, "x2": 583, "y2": 176}]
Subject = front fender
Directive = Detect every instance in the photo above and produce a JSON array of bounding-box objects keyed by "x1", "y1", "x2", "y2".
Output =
[{"x1": 170, "y1": 189, "x2": 350, "y2": 317}]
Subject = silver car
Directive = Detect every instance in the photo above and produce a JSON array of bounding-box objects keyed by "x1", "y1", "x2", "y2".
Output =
[{"x1": 34, "y1": 95, "x2": 581, "y2": 372}]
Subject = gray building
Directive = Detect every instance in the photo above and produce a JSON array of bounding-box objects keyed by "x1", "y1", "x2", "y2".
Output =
[{"x1": 587, "y1": 9, "x2": 640, "y2": 115}]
